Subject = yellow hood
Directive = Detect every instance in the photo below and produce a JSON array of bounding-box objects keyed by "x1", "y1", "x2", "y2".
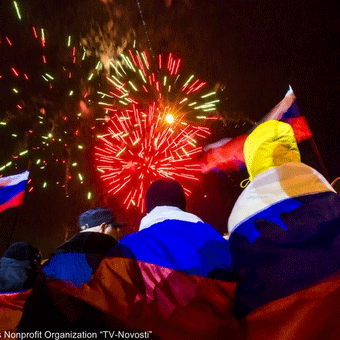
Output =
[{"x1": 244, "y1": 120, "x2": 301, "y2": 181}]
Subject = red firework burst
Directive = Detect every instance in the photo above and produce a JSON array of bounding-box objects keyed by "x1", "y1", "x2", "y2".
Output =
[{"x1": 95, "y1": 102, "x2": 211, "y2": 212}]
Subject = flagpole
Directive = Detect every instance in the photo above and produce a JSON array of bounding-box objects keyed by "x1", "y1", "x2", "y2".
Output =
[
  {"x1": 309, "y1": 137, "x2": 331, "y2": 182},
  {"x1": 6, "y1": 205, "x2": 22, "y2": 250}
]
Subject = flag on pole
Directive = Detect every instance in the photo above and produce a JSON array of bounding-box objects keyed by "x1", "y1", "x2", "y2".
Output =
[
  {"x1": 0, "y1": 171, "x2": 29, "y2": 214},
  {"x1": 257, "y1": 86, "x2": 312, "y2": 143},
  {"x1": 202, "y1": 87, "x2": 312, "y2": 173}
]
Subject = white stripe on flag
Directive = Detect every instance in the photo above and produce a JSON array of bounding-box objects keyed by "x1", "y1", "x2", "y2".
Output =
[{"x1": 0, "y1": 171, "x2": 29, "y2": 187}]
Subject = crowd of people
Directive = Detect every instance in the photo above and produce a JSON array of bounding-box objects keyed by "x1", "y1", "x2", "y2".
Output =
[{"x1": 1, "y1": 120, "x2": 340, "y2": 339}]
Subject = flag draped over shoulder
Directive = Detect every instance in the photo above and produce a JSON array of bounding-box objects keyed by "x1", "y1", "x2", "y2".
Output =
[
  {"x1": 0, "y1": 171, "x2": 29, "y2": 214},
  {"x1": 0, "y1": 290, "x2": 32, "y2": 335},
  {"x1": 244, "y1": 274, "x2": 340, "y2": 340},
  {"x1": 228, "y1": 162, "x2": 340, "y2": 339},
  {"x1": 42, "y1": 232, "x2": 118, "y2": 287},
  {"x1": 19, "y1": 220, "x2": 244, "y2": 340},
  {"x1": 202, "y1": 87, "x2": 312, "y2": 173}
]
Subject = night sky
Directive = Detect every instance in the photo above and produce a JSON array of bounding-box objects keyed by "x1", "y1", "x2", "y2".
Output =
[{"x1": 0, "y1": 0, "x2": 339, "y2": 257}]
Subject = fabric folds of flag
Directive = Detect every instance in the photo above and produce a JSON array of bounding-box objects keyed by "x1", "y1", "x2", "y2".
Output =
[
  {"x1": 0, "y1": 289, "x2": 32, "y2": 335},
  {"x1": 244, "y1": 273, "x2": 340, "y2": 340},
  {"x1": 202, "y1": 87, "x2": 312, "y2": 173},
  {"x1": 42, "y1": 232, "x2": 118, "y2": 286},
  {"x1": 0, "y1": 171, "x2": 29, "y2": 214},
  {"x1": 202, "y1": 134, "x2": 247, "y2": 174},
  {"x1": 19, "y1": 220, "x2": 244, "y2": 340},
  {"x1": 228, "y1": 161, "x2": 340, "y2": 338}
]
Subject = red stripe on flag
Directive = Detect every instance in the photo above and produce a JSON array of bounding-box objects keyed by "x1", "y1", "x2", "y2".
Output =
[
  {"x1": 0, "y1": 192, "x2": 25, "y2": 214},
  {"x1": 244, "y1": 273, "x2": 340, "y2": 340},
  {"x1": 202, "y1": 134, "x2": 248, "y2": 174},
  {"x1": 284, "y1": 116, "x2": 313, "y2": 143},
  {"x1": 0, "y1": 290, "x2": 32, "y2": 333},
  {"x1": 45, "y1": 258, "x2": 242, "y2": 339}
]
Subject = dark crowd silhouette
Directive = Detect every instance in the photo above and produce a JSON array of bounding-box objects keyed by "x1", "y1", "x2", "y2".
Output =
[{"x1": 1, "y1": 121, "x2": 340, "y2": 340}]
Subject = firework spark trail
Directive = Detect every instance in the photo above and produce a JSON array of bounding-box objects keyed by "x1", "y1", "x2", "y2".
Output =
[
  {"x1": 95, "y1": 103, "x2": 211, "y2": 212},
  {"x1": 0, "y1": 2, "x2": 133, "y2": 202},
  {"x1": 1, "y1": 1, "x2": 221, "y2": 211},
  {"x1": 92, "y1": 48, "x2": 223, "y2": 211},
  {"x1": 98, "y1": 49, "x2": 220, "y2": 123},
  {"x1": 0, "y1": 24, "x2": 90, "y2": 196}
]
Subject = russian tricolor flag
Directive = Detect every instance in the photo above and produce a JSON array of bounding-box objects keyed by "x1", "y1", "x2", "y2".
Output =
[
  {"x1": 256, "y1": 86, "x2": 312, "y2": 143},
  {"x1": 0, "y1": 171, "x2": 29, "y2": 214},
  {"x1": 0, "y1": 290, "x2": 32, "y2": 334},
  {"x1": 202, "y1": 87, "x2": 312, "y2": 173},
  {"x1": 228, "y1": 162, "x2": 340, "y2": 338},
  {"x1": 18, "y1": 219, "x2": 243, "y2": 339}
]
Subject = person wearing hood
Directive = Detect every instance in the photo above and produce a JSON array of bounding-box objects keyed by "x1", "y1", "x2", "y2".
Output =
[
  {"x1": 0, "y1": 242, "x2": 41, "y2": 293},
  {"x1": 17, "y1": 209, "x2": 125, "y2": 333},
  {"x1": 19, "y1": 179, "x2": 244, "y2": 339},
  {"x1": 228, "y1": 120, "x2": 340, "y2": 339},
  {"x1": 0, "y1": 242, "x2": 41, "y2": 334}
]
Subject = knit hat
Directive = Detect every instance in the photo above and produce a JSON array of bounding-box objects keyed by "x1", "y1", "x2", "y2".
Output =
[
  {"x1": 78, "y1": 208, "x2": 124, "y2": 229},
  {"x1": 3, "y1": 242, "x2": 40, "y2": 263},
  {"x1": 145, "y1": 179, "x2": 186, "y2": 213}
]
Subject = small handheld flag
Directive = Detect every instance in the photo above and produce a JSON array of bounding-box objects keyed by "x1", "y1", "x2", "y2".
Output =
[
  {"x1": 202, "y1": 86, "x2": 312, "y2": 173},
  {"x1": 0, "y1": 171, "x2": 29, "y2": 214},
  {"x1": 256, "y1": 85, "x2": 312, "y2": 143}
]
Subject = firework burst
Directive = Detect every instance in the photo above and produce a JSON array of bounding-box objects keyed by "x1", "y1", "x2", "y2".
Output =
[
  {"x1": 94, "y1": 48, "x2": 220, "y2": 122},
  {"x1": 1, "y1": 1, "x2": 221, "y2": 212},
  {"x1": 95, "y1": 102, "x2": 211, "y2": 212},
  {"x1": 0, "y1": 1, "x2": 133, "y2": 203}
]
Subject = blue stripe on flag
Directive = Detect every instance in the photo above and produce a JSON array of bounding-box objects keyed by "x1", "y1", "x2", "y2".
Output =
[
  {"x1": 230, "y1": 191, "x2": 340, "y2": 318},
  {"x1": 0, "y1": 181, "x2": 27, "y2": 206},
  {"x1": 232, "y1": 198, "x2": 302, "y2": 244},
  {"x1": 111, "y1": 220, "x2": 233, "y2": 279},
  {"x1": 281, "y1": 100, "x2": 302, "y2": 119},
  {"x1": 43, "y1": 253, "x2": 93, "y2": 287}
]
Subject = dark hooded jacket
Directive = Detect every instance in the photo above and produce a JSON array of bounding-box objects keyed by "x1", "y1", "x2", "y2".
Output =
[{"x1": 0, "y1": 242, "x2": 40, "y2": 293}]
